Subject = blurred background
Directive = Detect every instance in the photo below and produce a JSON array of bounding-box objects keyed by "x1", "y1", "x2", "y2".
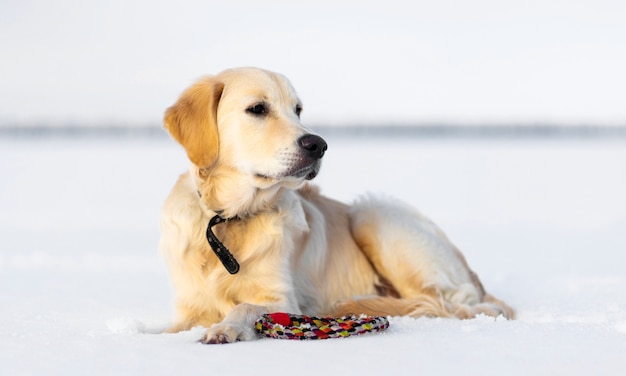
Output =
[{"x1": 1, "y1": 0, "x2": 625, "y2": 131}]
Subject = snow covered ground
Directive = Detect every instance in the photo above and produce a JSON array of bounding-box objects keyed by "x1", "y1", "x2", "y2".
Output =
[{"x1": 1, "y1": 133, "x2": 626, "y2": 375}]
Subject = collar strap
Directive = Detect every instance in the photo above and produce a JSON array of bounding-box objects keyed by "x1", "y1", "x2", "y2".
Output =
[{"x1": 205, "y1": 215, "x2": 240, "y2": 274}]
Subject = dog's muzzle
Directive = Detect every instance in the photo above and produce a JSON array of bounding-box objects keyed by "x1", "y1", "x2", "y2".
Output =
[{"x1": 289, "y1": 134, "x2": 327, "y2": 180}]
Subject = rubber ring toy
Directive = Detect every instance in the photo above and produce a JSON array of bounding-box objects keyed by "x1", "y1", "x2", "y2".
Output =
[{"x1": 255, "y1": 312, "x2": 390, "y2": 340}]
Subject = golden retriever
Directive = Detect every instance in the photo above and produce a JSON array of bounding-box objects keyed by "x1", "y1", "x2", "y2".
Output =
[{"x1": 160, "y1": 67, "x2": 514, "y2": 344}]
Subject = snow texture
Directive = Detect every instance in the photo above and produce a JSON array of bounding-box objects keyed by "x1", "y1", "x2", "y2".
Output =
[{"x1": 1, "y1": 135, "x2": 625, "y2": 375}]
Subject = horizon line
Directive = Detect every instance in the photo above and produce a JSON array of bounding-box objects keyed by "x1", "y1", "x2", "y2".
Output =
[{"x1": 2, "y1": 123, "x2": 626, "y2": 140}]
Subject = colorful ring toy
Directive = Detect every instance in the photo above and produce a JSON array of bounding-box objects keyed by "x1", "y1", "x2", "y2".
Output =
[{"x1": 255, "y1": 312, "x2": 390, "y2": 340}]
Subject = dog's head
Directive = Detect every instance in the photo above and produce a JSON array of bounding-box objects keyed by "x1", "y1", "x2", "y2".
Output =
[{"x1": 164, "y1": 67, "x2": 327, "y2": 217}]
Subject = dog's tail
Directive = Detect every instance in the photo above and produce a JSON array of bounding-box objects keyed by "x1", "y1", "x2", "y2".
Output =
[{"x1": 330, "y1": 293, "x2": 515, "y2": 320}]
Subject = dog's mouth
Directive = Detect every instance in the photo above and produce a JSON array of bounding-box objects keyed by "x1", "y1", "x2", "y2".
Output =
[
  {"x1": 285, "y1": 159, "x2": 321, "y2": 180},
  {"x1": 255, "y1": 159, "x2": 321, "y2": 183},
  {"x1": 290, "y1": 166, "x2": 319, "y2": 180}
]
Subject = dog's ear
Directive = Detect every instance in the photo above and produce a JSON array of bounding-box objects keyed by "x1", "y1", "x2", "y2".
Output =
[{"x1": 164, "y1": 77, "x2": 225, "y2": 168}]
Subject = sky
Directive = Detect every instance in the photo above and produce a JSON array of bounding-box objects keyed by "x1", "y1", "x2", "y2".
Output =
[{"x1": 1, "y1": 0, "x2": 625, "y2": 126}]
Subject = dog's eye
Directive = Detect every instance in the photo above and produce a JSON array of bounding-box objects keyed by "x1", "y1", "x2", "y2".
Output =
[
  {"x1": 295, "y1": 104, "x2": 302, "y2": 117},
  {"x1": 246, "y1": 103, "x2": 268, "y2": 116}
]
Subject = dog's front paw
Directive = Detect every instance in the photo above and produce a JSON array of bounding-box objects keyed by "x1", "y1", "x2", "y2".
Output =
[{"x1": 199, "y1": 323, "x2": 258, "y2": 344}]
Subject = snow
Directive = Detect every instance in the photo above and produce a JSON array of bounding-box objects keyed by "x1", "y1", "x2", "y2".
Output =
[
  {"x1": 2, "y1": 1, "x2": 625, "y2": 372},
  {"x1": 1, "y1": 134, "x2": 625, "y2": 375}
]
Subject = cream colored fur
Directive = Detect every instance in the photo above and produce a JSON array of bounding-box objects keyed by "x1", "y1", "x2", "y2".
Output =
[{"x1": 160, "y1": 67, "x2": 514, "y2": 344}]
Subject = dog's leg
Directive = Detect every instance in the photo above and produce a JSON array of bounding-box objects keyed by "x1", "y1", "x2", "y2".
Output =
[
  {"x1": 199, "y1": 303, "x2": 269, "y2": 344},
  {"x1": 348, "y1": 195, "x2": 514, "y2": 319}
]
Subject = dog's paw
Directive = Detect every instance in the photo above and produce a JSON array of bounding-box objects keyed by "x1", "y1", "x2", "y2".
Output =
[{"x1": 199, "y1": 323, "x2": 258, "y2": 344}]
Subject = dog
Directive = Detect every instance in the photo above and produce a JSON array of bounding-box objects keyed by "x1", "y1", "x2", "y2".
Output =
[{"x1": 160, "y1": 67, "x2": 514, "y2": 344}]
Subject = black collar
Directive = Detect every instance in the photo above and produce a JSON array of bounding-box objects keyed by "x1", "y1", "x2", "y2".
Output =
[{"x1": 205, "y1": 214, "x2": 240, "y2": 274}]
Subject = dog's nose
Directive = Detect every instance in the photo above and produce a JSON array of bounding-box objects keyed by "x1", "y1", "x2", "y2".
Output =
[{"x1": 298, "y1": 134, "x2": 328, "y2": 160}]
